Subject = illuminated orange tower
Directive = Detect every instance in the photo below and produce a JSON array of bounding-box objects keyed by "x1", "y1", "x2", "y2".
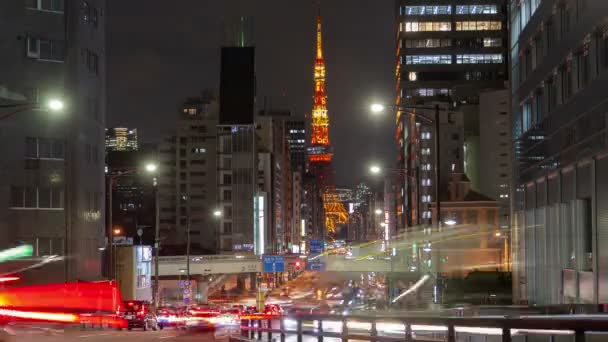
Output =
[{"x1": 307, "y1": 15, "x2": 348, "y2": 234}]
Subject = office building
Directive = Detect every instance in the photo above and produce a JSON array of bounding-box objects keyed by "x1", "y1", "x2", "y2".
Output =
[
  {"x1": 395, "y1": 0, "x2": 508, "y2": 231},
  {"x1": 158, "y1": 95, "x2": 218, "y2": 254},
  {"x1": 285, "y1": 120, "x2": 306, "y2": 171},
  {"x1": 0, "y1": 1, "x2": 106, "y2": 282},
  {"x1": 511, "y1": 0, "x2": 608, "y2": 305},
  {"x1": 105, "y1": 127, "x2": 138, "y2": 151}
]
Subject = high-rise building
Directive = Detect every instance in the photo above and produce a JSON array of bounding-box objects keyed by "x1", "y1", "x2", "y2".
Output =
[
  {"x1": 510, "y1": 0, "x2": 608, "y2": 305},
  {"x1": 395, "y1": 0, "x2": 508, "y2": 231},
  {"x1": 158, "y1": 95, "x2": 218, "y2": 254},
  {"x1": 106, "y1": 127, "x2": 138, "y2": 151},
  {"x1": 285, "y1": 120, "x2": 306, "y2": 171},
  {"x1": 0, "y1": 1, "x2": 106, "y2": 282}
]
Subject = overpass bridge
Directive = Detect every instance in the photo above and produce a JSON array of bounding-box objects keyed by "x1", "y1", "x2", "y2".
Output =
[{"x1": 153, "y1": 253, "x2": 406, "y2": 277}]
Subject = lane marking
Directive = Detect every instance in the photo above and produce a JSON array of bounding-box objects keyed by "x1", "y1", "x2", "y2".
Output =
[
  {"x1": 78, "y1": 332, "x2": 115, "y2": 338},
  {"x1": 159, "y1": 335, "x2": 180, "y2": 339}
]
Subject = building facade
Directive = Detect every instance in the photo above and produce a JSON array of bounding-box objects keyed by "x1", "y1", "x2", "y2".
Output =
[
  {"x1": 395, "y1": 0, "x2": 509, "y2": 233},
  {"x1": 0, "y1": 0, "x2": 106, "y2": 282},
  {"x1": 158, "y1": 96, "x2": 218, "y2": 254},
  {"x1": 511, "y1": 0, "x2": 608, "y2": 305},
  {"x1": 285, "y1": 120, "x2": 306, "y2": 172},
  {"x1": 105, "y1": 127, "x2": 138, "y2": 151}
]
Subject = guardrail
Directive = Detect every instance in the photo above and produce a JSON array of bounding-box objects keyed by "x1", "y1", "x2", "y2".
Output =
[{"x1": 239, "y1": 314, "x2": 608, "y2": 342}]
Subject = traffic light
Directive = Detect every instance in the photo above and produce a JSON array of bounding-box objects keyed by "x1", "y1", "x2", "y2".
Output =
[{"x1": 294, "y1": 260, "x2": 301, "y2": 271}]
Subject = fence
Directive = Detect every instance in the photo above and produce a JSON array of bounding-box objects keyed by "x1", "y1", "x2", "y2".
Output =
[{"x1": 238, "y1": 313, "x2": 608, "y2": 342}]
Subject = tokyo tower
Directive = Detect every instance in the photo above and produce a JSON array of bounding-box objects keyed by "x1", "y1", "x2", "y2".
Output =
[{"x1": 307, "y1": 15, "x2": 348, "y2": 234}]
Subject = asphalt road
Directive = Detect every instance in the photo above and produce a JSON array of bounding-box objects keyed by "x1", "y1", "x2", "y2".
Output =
[{"x1": 2, "y1": 326, "x2": 238, "y2": 342}]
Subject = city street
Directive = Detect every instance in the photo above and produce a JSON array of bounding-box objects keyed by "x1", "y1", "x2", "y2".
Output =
[{"x1": 3, "y1": 327, "x2": 235, "y2": 342}]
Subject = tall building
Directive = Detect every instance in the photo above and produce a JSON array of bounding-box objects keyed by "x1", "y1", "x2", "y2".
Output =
[
  {"x1": 0, "y1": 1, "x2": 106, "y2": 282},
  {"x1": 395, "y1": 0, "x2": 508, "y2": 231},
  {"x1": 478, "y1": 89, "x2": 511, "y2": 230},
  {"x1": 217, "y1": 38, "x2": 257, "y2": 252},
  {"x1": 257, "y1": 109, "x2": 294, "y2": 253},
  {"x1": 285, "y1": 120, "x2": 306, "y2": 171},
  {"x1": 158, "y1": 95, "x2": 218, "y2": 254},
  {"x1": 105, "y1": 127, "x2": 138, "y2": 151},
  {"x1": 307, "y1": 15, "x2": 348, "y2": 236},
  {"x1": 510, "y1": 0, "x2": 608, "y2": 305}
]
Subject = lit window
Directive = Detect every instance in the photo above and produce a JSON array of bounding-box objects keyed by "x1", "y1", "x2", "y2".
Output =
[
  {"x1": 455, "y1": 5, "x2": 497, "y2": 15},
  {"x1": 422, "y1": 178, "x2": 432, "y2": 186},
  {"x1": 408, "y1": 72, "x2": 417, "y2": 81},
  {"x1": 404, "y1": 21, "x2": 451, "y2": 32},
  {"x1": 404, "y1": 55, "x2": 452, "y2": 65},
  {"x1": 402, "y1": 6, "x2": 452, "y2": 16},
  {"x1": 422, "y1": 195, "x2": 432, "y2": 203},
  {"x1": 187, "y1": 108, "x2": 197, "y2": 115},
  {"x1": 421, "y1": 132, "x2": 431, "y2": 140},
  {"x1": 421, "y1": 148, "x2": 431, "y2": 155},
  {"x1": 407, "y1": 88, "x2": 450, "y2": 97},
  {"x1": 456, "y1": 54, "x2": 503, "y2": 64},
  {"x1": 405, "y1": 39, "x2": 452, "y2": 48},
  {"x1": 422, "y1": 211, "x2": 431, "y2": 219},
  {"x1": 455, "y1": 21, "x2": 502, "y2": 31},
  {"x1": 483, "y1": 38, "x2": 502, "y2": 47},
  {"x1": 421, "y1": 163, "x2": 432, "y2": 171}
]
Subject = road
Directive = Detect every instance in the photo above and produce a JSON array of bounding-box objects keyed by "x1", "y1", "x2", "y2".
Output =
[{"x1": 2, "y1": 326, "x2": 238, "y2": 342}]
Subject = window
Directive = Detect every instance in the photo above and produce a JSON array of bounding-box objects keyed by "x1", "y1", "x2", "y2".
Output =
[
  {"x1": 26, "y1": 37, "x2": 65, "y2": 62},
  {"x1": 406, "y1": 88, "x2": 450, "y2": 97},
  {"x1": 405, "y1": 39, "x2": 451, "y2": 48},
  {"x1": 92, "y1": 8, "x2": 98, "y2": 27},
  {"x1": 26, "y1": 0, "x2": 64, "y2": 13},
  {"x1": 578, "y1": 48, "x2": 589, "y2": 88},
  {"x1": 404, "y1": 22, "x2": 451, "y2": 32},
  {"x1": 223, "y1": 190, "x2": 232, "y2": 201},
  {"x1": 455, "y1": 5, "x2": 498, "y2": 14},
  {"x1": 421, "y1": 132, "x2": 431, "y2": 140},
  {"x1": 25, "y1": 137, "x2": 64, "y2": 159},
  {"x1": 190, "y1": 159, "x2": 206, "y2": 166},
  {"x1": 404, "y1": 55, "x2": 452, "y2": 65},
  {"x1": 421, "y1": 163, "x2": 432, "y2": 171},
  {"x1": 483, "y1": 38, "x2": 502, "y2": 47},
  {"x1": 422, "y1": 195, "x2": 431, "y2": 203},
  {"x1": 422, "y1": 178, "x2": 432, "y2": 186},
  {"x1": 559, "y1": 4, "x2": 570, "y2": 38},
  {"x1": 561, "y1": 63, "x2": 573, "y2": 101},
  {"x1": 402, "y1": 6, "x2": 451, "y2": 15},
  {"x1": 456, "y1": 54, "x2": 503, "y2": 64},
  {"x1": 408, "y1": 72, "x2": 417, "y2": 81},
  {"x1": 223, "y1": 222, "x2": 232, "y2": 234},
  {"x1": 547, "y1": 77, "x2": 557, "y2": 113},
  {"x1": 192, "y1": 147, "x2": 206, "y2": 154},
  {"x1": 10, "y1": 186, "x2": 63, "y2": 209},
  {"x1": 455, "y1": 21, "x2": 502, "y2": 31},
  {"x1": 222, "y1": 174, "x2": 232, "y2": 185}
]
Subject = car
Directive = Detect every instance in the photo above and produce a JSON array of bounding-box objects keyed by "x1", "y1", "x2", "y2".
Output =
[
  {"x1": 156, "y1": 307, "x2": 184, "y2": 330},
  {"x1": 183, "y1": 307, "x2": 220, "y2": 331},
  {"x1": 263, "y1": 304, "x2": 282, "y2": 316},
  {"x1": 122, "y1": 301, "x2": 158, "y2": 331}
]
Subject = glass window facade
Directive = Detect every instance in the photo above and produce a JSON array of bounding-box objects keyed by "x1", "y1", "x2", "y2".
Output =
[
  {"x1": 455, "y1": 21, "x2": 502, "y2": 31},
  {"x1": 455, "y1": 5, "x2": 498, "y2": 15},
  {"x1": 402, "y1": 6, "x2": 452, "y2": 16},
  {"x1": 404, "y1": 21, "x2": 451, "y2": 32},
  {"x1": 456, "y1": 54, "x2": 503, "y2": 64},
  {"x1": 404, "y1": 55, "x2": 452, "y2": 65}
]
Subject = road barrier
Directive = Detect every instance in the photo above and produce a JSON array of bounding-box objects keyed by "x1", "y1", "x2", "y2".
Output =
[{"x1": 239, "y1": 313, "x2": 608, "y2": 342}]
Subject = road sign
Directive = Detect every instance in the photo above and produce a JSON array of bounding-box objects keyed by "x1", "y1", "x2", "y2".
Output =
[
  {"x1": 263, "y1": 255, "x2": 284, "y2": 273},
  {"x1": 307, "y1": 259, "x2": 326, "y2": 271},
  {"x1": 309, "y1": 240, "x2": 324, "y2": 254},
  {"x1": 112, "y1": 236, "x2": 133, "y2": 246}
]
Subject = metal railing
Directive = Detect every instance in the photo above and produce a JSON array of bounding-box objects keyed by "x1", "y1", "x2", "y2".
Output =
[{"x1": 238, "y1": 314, "x2": 608, "y2": 342}]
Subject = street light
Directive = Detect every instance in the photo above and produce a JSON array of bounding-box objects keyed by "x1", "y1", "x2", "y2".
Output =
[
  {"x1": 374, "y1": 209, "x2": 382, "y2": 215},
  {"x1": 113, "y1": 228, "x2": 122, "y2": 235},
  {"x1": 145, "y1": 163, "x2": 158, "y2": 173},
  {"x1": 213, "y1": 209, "x2": 222, "y2": 218},
  {"x1": 370, "y1": 103, "x2": 385, "y2": 114},
  {"x1": 369, "y1": 165, "x2": 382, "y2": 174},
  {"x1": 47, "y1": 99, "x2": 64, "y2": 112}
]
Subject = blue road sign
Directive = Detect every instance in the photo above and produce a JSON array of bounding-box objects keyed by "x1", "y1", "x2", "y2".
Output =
[
  {"x1": 309, "y1": 240, "x2": 324, "y2": 254},
  {"x1": 263, "y1": 255, "x2": 285, "y2": 273},
  {"x1": 306, "y1": 256, "x2": 326, "y2": 271}
]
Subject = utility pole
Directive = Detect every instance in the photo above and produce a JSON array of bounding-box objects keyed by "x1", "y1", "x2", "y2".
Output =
[{"x1": 153, "y1": 180, "x2": 160, "y2": 308}]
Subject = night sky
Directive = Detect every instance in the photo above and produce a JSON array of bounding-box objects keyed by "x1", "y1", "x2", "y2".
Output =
[{"x1": 107, "y1": 0, "x2": 395, "y2": 188}]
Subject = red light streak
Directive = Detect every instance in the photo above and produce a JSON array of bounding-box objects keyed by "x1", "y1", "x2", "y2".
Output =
[
  {"x1": 0, "y1": 276, "x2": 19, "y2": 282},
  {"x1": 0, "y1": 309, "x2": 77, "y2": 323}
]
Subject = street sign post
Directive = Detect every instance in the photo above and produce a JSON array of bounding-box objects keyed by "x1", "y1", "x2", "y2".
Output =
[
  {"x1": 309, "y1": 240, "x2": 324, "y2": 254},
  {"x1": 263, "y1": 255, "x2": 285, "y2": 273}
]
